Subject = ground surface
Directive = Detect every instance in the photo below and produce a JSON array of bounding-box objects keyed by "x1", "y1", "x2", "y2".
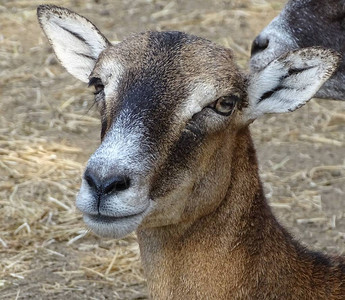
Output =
[{"x1": 0, "y1": 0, "x2": 344, "y2": 299}]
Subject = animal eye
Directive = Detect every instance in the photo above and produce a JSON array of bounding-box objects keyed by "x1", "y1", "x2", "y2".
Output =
[
  {"x1": 94, "y1": 83, "x2": 104, "y2": 95},
  {"x1": 208, "y1": 95, "x2": 239, "y2": 116},
  {"x1": 89, "y1": 77, "x2": 104, "y2": 95}
]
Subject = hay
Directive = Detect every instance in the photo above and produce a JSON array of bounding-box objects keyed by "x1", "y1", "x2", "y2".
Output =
[{"x1": 0, "y1": 136, "x2": 145, "y2": 298}]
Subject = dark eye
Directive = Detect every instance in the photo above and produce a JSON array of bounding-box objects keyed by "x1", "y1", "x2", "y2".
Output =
[
  {"x1": 208, "y1": 95, "x2": 239, "y2": 116},
  {"x1": 88, "y1": 77, "x2": 104, "y2": 95},
  {"x1": 94, "y1": 83, "x2": 104, "y2": 95}
]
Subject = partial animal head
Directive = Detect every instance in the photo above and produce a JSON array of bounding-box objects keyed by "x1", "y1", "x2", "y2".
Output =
[
  {"x1": 37, "y1": 5, "x2": 339, "y2": 238},
  {"x1": 250, "y1": 0, "x2": 345, "y2": 100}
]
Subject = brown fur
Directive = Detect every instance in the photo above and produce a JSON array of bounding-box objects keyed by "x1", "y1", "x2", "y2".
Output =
[{"x1": 138, "y1": 128, "x2": 345, "y2": 299}]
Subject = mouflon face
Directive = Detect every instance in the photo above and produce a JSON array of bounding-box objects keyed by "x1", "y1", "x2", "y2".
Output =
[
  {"x1": 80, "y1": 32, "x2": 252, "y2": 237},
  {"x1": 38, "y1": 5, "x2": 339, "y2": 238}
]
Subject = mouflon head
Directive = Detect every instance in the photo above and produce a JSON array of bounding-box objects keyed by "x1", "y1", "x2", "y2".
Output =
[{"x1": 38, "y1": 5, "x2": 340, "y2": 238}]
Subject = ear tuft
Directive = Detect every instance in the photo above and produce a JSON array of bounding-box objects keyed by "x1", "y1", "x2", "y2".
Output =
[
  {"x1": 37, "y1": 5, "x2": 111, "y2": 82},
  {"x1": 245, "y1": 47, "x2": 340, "y2": 121}
]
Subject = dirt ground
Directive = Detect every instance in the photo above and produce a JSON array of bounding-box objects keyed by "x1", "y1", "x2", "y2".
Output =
[{"x1": 0, "y1": 0, "x2": 344, "y2": 299}]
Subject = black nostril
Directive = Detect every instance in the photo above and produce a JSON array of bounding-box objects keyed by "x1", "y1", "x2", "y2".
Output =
[
  {"x1": 84, "y1": 169, "x2": 100, "y2": 193},
  {"x1": 251, "y1": 35, "x2": 269, "y2": 56},
  {"x1": 103, "y1": 176, "x2": 131, "y2": 195},
  {"x1": 84, "y1": 168, "x2": 131, "y2": 196}
]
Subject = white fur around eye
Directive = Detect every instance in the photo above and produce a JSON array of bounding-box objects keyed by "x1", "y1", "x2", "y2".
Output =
[
  {"x1": 181, "y1": 82, "x2": 217, "y2": 121},
  {"x1": 101, "y1": 62, "x2": 125, "y2": 99}
]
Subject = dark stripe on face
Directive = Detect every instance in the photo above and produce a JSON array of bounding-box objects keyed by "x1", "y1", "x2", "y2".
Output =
[
  {"x1": 147, "y1": 31, "x2": 189, "y2": 52},
  {"x1": 117, "y1": 71, "x2": 172, "y2": 143},
  {"x1": 101, "y1": 118, "x2": 107, "y2": 140},
  {"x1": 99, "y1": 101, "x2": 108, "y2": 140},
  {"x1": 113, "y1": 32, "x2": 189, "y2": 144},
  {"x1": 174, "y1": 121, "x2": 205, "y2": 163},
  {"x1": 150, "y1": 117, "x2": 207, "y2": 197}
]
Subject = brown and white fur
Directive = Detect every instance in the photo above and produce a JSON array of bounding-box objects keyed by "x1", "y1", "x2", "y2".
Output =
[
  {"x1": 38, "y1": 5, "x2": 345, "y2": 299},
  {"x1": 250, "y1": 0, "x2": 345, "y2": 101}
]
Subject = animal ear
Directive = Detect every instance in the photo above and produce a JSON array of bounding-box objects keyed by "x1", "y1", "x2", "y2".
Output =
[
  {"x1": 244, "y1": 48, "x2": 340, "y2": 121},
  {"x1": 37, "y1": 5, "x2": 111, "y2": 82}
]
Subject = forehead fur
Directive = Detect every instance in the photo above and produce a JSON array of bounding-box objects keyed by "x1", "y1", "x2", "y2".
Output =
[
  {"x1": 94, "y1": 31, "x2": 245, "y2": 95},
  {"x1": 92, "y1": 31, "x2": 247, "y2": 140}
]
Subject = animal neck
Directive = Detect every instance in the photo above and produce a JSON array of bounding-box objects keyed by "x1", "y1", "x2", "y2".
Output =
[
  {"x1": 137, "y1": 127, "x2": 344, "y2": 299},
  {"x1": 137, "y1": 128, "x2": 282, "y2": 298}
]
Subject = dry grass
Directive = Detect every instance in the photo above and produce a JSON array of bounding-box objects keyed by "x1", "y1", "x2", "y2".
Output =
[
  {"x1": 0, "y1": 137, "x2": 146, "y2": 298},
  {"x1": 0, "y1": 0, "x2": 344, "y2": 299}
]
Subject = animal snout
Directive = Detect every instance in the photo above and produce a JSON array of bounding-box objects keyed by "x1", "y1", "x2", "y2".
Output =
[
  {"x1": 251, "y1": 35, "x2": 269, "y2": 56},
  {"x1": 84, "y1": 167, "x2": 131, "y2": 197}
]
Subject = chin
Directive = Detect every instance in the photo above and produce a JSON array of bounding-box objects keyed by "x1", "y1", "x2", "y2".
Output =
[{"x1": 83, "y1": 212, "x2": 147, "y2": 239}]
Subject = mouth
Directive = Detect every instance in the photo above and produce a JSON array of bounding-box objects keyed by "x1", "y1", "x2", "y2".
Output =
[
  {"x1": 86, "y1": 210, "x2": 147, "y2": 223},
  {"x1": 82, "y1": 204, "x2": 152, "y2": 238}
]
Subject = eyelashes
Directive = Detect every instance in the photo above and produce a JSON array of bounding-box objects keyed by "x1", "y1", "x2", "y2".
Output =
[{"x1": 207, "y1": 95, "x2": 240, "y2": 116}]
